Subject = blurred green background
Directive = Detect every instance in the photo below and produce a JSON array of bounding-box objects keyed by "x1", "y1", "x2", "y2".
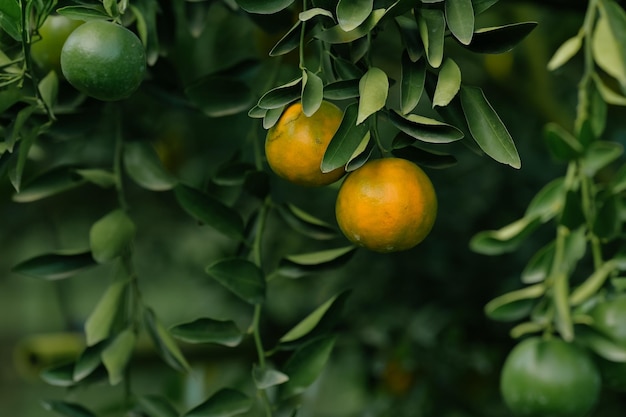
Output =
[{"x1": 2, "y1": 1, "x2": 626, "y2": 416}]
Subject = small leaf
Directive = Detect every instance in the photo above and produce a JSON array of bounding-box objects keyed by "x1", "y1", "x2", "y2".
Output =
[
  {"x1": 464, "y1": 22, "x2": 538, "y2": 54},
  {"x1": 547, "y1": 33, "x2": 583, "y2": 71},
  {"x1": 39, "y1": 71, "x2": 59, "y2": 117},
  {"x1": 470, "y1": 216, "x2": 541, "y2": 255},
  {"x1": 206, "y1": 258, "x2": 265, "y2": 305},
  {"x1": 74, "y1": 169, "x2": 117, "y2": 188},
  {"x1": 445, "y1": 0, "x2": 474, "y2": 45},
  {"x1": 521, "y1": 242, "x2": 554, "y2": 284},
  {"x1": 593, "y1": 73, "x2": 626, "y2": 106},
  {"x1": 170, "y1": 318, "x2": 243, "y2": 347},
  {"x1": 301, "y1": 70, "x2": 324, "y2": 117},
  {"x1": 12, "y1": 165, "x2": 85, "y2": 203},
  {"x1": 395, "y1": 15, "x2": 423, "y2": 62},
  {"x1": 102, "y1": 328, "x2": 136, "y2": 385},
  {"x1": 258, "y1": 78, "x2": 302, "y2": 109},
  {"x1": 280, "y1": 293, "x2": 344, "y2": 343},
  {"x1": 593, "y1": 3, "x2": 626, "y2": 86},
  {"x1": 299, "y1": 8, "x2": 334, "y2": 22},
  {"x1": 174, "y1": 184, "x2": 244, "y2": 240},
  {"x1": 137, "y1": 395, "x2": 179, "y2": 417},
  {"x1": 12, "y1": 251, "x2": 96, "y2": 280},
  {"x1": 543, "y1": 123, "x2": 583, "y2": 161},
  {"x1": 280, "y1": 335, "x2": 336, "y2": 399},
  {"x1": 336, "y1": 0, "x2": 373, "y2": 32},
  {"x1": 315, "y1": 9, "x2": 386, "y2": 44},
  {"x1": 577, "y1": 327, "x2": 626, "y2": 362},
  {"x1": 473, "y1": 0, "x2": 499, "y2": 15},
  {"x1": 389, "y1": 110, "x2": 464, "y2": 143},
  {"x1": 270, "y1": 21, "x2": 302, "y2": 56},
  {"x1": 41, "y1": 400, "x2": 96, "y2": 417},
  {"x1": 85, "y1": 281, "x2": 127, "y2": 346},
  {"x1": 40, "y1": 363, "x2": 77, "y2": 387},
  {"x1": 73, "y1": 342, "x2": 106, "y2": 382},
  {"x1": 460, "y1": 86, "x2": 521, "y2": 168},
  {"x1": 277, "y1": 246, "x2": 357, "y2": 279},
  {"x1": 263, "y1": 106, "x2": 285, "y2": 130},
  {"x1": 124, "y1": 142, "x2": 177, "y2": 191},
  {"x1": 582, "y1": 141, "x2": 623, "y2": 177},
  {"x1": 323, "y1": 79, "x2": 360, "y2": 100},
  {"x1": 253, "y1": 365, "x2": 290, "y2": 390},
  {"x1": 524, "y1": 177, "x2": 566, "y2": 220},
  {"x1": 184, "y1": 388, "x2": 252, "y2": 417},
  {"x1": 276, "y1": 204, "x2": 338, "y2": 240},
  {"x1": 570, "y1": 261, "x2": 617, "y2": 306},
  {"x1": 593, "y1": 194, "x2": 621, "y2": 239},
  {"x1": 357, "y1": 67, "x2": 388, "y2": 124},
  {"x1": 417, "y1": 9, "x2": 445, "y2": 68},
  {"x1": 433, "y1": 58, "x2": 462, "y2": 107},
  {"x1": 89, "y1": 209, "x2": 136, "y2": 264},
  {"x1": 322, "y1": 103, "x2": 370, "y2": 172},
  {"x1": 144, "y1": 308, "x2": 190, "y2": 373},
  {"x1": 56, "y1": 5, "x2": 109, "y2": 21},
  {"x1": 484, "y1": 283, "x2": 545, "y2": 322},
  {"x1": 400, "y1": 52, "x2": 426, "y2": 114}
]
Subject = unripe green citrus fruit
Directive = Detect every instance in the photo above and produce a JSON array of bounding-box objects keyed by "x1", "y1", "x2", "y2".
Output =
[
  {"x1": 31, "y1": 15, "x2": 83, "y2": 75},
  {"x1": 61, "y1": 20, "x2": 146, "y2": 101}
]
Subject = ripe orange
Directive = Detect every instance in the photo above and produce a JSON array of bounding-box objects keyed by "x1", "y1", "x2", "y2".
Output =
[
  {"x1": 335, "y1": 157, "x2": 437, "y2": 252},
  {"x1": 265, "y1": 101, "x2": 345, "y2": 187}
]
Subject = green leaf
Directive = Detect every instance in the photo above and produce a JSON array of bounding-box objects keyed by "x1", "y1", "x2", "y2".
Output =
[
  {"x1": 263, "y1": 106, "x2": 285, "y2": 130},
  {"x1": 56, "y1": 5, "x2": 110, "y2": 20},
  {"x1": 40, "y1": 362, "x2": 77, "y2": 387},
  {"x1": 391, "y1": 143, "x2": 458, "y2": 169},
  {"x1": 336, "y1": 0, "x2": 373, "y2": 31},
  {"x1": 470, "y1": 216, "x2": 541, "y2": 255},
  {"x1": 400, "y1": 52, "x2": 426, "y2": 114},
  {"x1": 137, "y1": 395, "x2": 179, "y2": 417},
  {"x1": 102, "y1": 328, "x2": 136, "y2": 385},
  {"x1": 234, "y1": 0, "x2": 295, "y2": 14},
  {"x1": 460, "y1": 86, "x2": 521, "y2": 168},
  {"x1": 323, "y1": 79, "x2": 360, "y2": 100},
  {"x1": 322, "y1": 103, "x2": 370, "y2": 173},
  {"x1": 316, "y1": 9, "x2": 386, "y2": 44},
  {"x1": 445, "y1": 0, "x2": 474, "y2": 45},
  {"x1": 543, "y1": 123, "x2": 583, "y2": 161},
  {"x1": 524, "y1": 177, "x2": 566, "y2": 220},
  {"x1": 594, "y1": 2, "x2": 626, "y2": 86},
  {"x1": 389, "y1": 110, "x2": 464, "y2": 143},
  {"x1": 144, "y1": 308, "x2": 190, "y2": 373},
  {"x1": 417, "y1": 8, "x2": 445, "y2": 68},
  {"x1": 89, "y1": 209, "x2": 136, "y2": 264},
  {"x1": 464, "y1": 22, "x2": 538, "y2": 54},
  {"x1": 484, "y1": 284, "x2": 545, "y2": 322},
  {"x1": 277, "y1": 246, "x2": 357, "y2": 279},
  {"x1": 593, "y1": 73, "x2": 626, "y2": 106},
  {"x1": 184, "y1": 388, "x2": 252, "y2": 417},
  {"x1": 582, "y1": 141, "x2": 623, "y2": 177},
  {"x1": 473, "y1": 0, "x2": 499, "y2": 15},
  {"x1": 73, "y1": 342, "x2": 106, "y2": 382},
  {"x1": 593, "y1": 194, "x2": 621, "y2": 239},
  {"x1": 276, "y1": 204, "x2": 339, "y2": 240},
  {"x1": 258, "y1": 78, "x2": 302, "y2": 109},
  {"x1": 570, "y1": 261, "x2": 617, "y2": 307},
  {"x1": 39, "y1": 71, "x2": 59, "y2": 118},
  {"x1": 174, "y1": 184, "x2": 244, "y2": 240},
  {"x1": 280, "y1": 335, "x2": 336, "y2": 399},
  {"x1": 124, "y1": 142, "x2": 177, "y2": 191},
  {"x1": 0, "y1": 0, "x2": 21, "y2": 40},
  {"x1": 206, "y1": 258, "x2": 265, "y2": 305},
  {"x1": 577, "y1": 327, "x2": 626, "y2": 362},
  {"x1": 433, "y1": 58, "x2": 462, "y2": 107},
  {"x1": 299, "y1": 8, "x2": 334, "y2": 22},
  {"x1": 280, "y1": 293, "x2": 344, "y2": 343},
  {"x1": 170, "y1": 318, "x2": 243, "y2": 347},
  {"x1": 521, "y1": 242, "x2": 554, "y2": 284},
  {"x1": 253, "y1": 365, "x2": 290, "y2": 390},
  {"x1": 74, "y1": 169, "x2": 117, "y2": 188},
  {"x1": 186, "y1": 76, "x2": 254, "y2": 117},
  {"x1": 85, "y1": 281, "x2": 127, "y2": 346},
  {"x1": 547, "y1": 33, "x2": 583, "y2": 71},
  {"x1": 12, "y1": 166, "x2": 86, "y2": 203},
  {"x1": 12, "y1": 251, "x2": 96, "y2": 280},
  {"x1": 301, "y1": 70, "x2": 324, "y2": 117},
  {"x1": 395, "y1": 16, "x2": 423, "y2": 62},
  {"x1": 41, "y1": 400, "x2": 96, "y2": 417},
  {"x1": 357, "y1": 67, "x2": 388, "y2": 124},
  {"x1": 270, "y1": 20, "x2": 303, "y2": 56}
]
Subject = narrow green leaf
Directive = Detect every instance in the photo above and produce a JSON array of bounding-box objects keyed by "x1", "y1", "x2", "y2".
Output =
[
  {"x1": 315, "y1": 9, "x2": 386, "y2": 44},
  {"x1": 400, "y1": 52, "x2": 426, "y2": 114},
  {"x1": 12, "y1": 165, "x2": 86, "y2": 202},
  {"x1": 395, "y1": 15, "x2": 423, "y2": 62},
  {"x1": 40, "y1": 363, "x2": 77, "y2": 387},
  {"x1": 464, "y1": 22, "x2": 538, "y2": 54},
  {"x1": 460, "y1": 86, "x2": 521, "y2": 168},
  {"x1": 280, "y1": 335, "x2": 336, "y2": 399},
  {"x1": 278, "y1": 246, "x2": 357, "y2": 279},
  {"x1": 323, "y1": 79, "x2": 360, "y2": 100},
  {"x1": 263, "y1": 106, "x2": 285, "y2": 130},
  {"x1": 56, "y1": 5, "x2": 110, "y2": 20},
  {"x1": 472, "y1": 0, "x2": 499, "y2": 15},
  {"x1": 124, "y1": 142, "x2": 177, "y2": 191},
  {"x1": 389, "y1": 110, "x2": 464, "y2": 143},
  {"x1": 270, "y1": 21, "x2": 302, "y2": 56},
  {"x1": 301, "y1": 70, "x2": 324, "y2": 117},
  {"x1": 0, "y1": 0, "x2": 21, "y2": 40},
  {"x1": 524, "y1": 177, "x2": 566, "y2": 220},
  {"x1": 445, "y1": 0, "x2": 474, "y2": 45},
  {"x1": 433, "y1": 58, "x2": 462, "y2": 107},
  {"x1": 206, "y1": 258, "x2": 265, "y2": 305},
  {"x1": 74, "y1": 169, "x2": 116, "y2": 188},
  {"x1": 357, "y1": 67, "x2": 388, "y2": 124},
  {"x1": 184, "y1": 388, "x2": 252, "y2": 417},
  {"x1": 593, "y1": 73, "x2": 626, "y2": 106},
  {"x1": 417, "y1": 9, "x2": 445, "y2": 68},
  {"x1": 276, "y1": 203, "x2": 338, "y2": 240},
  {"x1": 253, "y1": 365, "x2": 290, "y2": 390},
  {"x1": 12, "y1": 251, "x2": 96, "y2": 280},
  {"x1": 41, "y1": 400, "x2": 96, "y2": 417},
  {"x1": 543, "y1": 123, "x2": 583, "y2": 161},
  {"x1": 469, "y1": 216, "x2": 541, "y2": 255},
  {"x1": 39, "y1": 71, "x2": 59, "y2": 118},
  {"x1": 102, "y1": 329, "x2": 136, "y2": 385},
  {"x1": 484, "y1": 284, "x2": 545, "y2": 322},
  {"x1": 594, "y1": 2, "x2": 626, "y2": 86},
  {"x1": 577, "y1": 327, "x2": 626, "y2": 362},
  {"x1": 85, "y1": 281, "x2": 127, "y2": 346},
  {"x1": 570, "y1": 261, "x2": 617, "y2": 306},
  {"x1": 582, "y1": 141, "x2": 623, "y2": 177},
  {"x1": 170, "y1": 318, "x2": 243, "y2": 347},
  {"x1": 258, "y1": 78, "x2": 302, "y2": 109},
  {"x1": 174, "y1": 184, "x2": 245, "y2": 240},
  {"x1": 137, "y1": 395, "x2": 179, "y2": 417},
  {"x1": 280, "y1": 294, "x2": 343, "y2": 343},
  {"x1": 521, "y1": 242, "x2": 554, "y2": 284},
  {"x1": 322, "y1": 103, "x2": 370, "y2": 172},
  {"x1": 73, "y1": 342, "x2": 106, "y2": 382},
  {"x1": 144, "y1": 308, "x2": 190, "y2": 373},
  {"x1": 510, "y1": 321, "x2": 545, "y2": 339},
  {"x1": 547, "y1": 33, "x2": 583, "y2": 71},
  {"x1": 336, "y1": 0, "x2": 373, "y2": 32},
  {"x1": 89, "y1": 209, "x2": 136, "y2": 264},
  {"x1": 299, "y1": 8, "x2": 334, "y2": 22}
]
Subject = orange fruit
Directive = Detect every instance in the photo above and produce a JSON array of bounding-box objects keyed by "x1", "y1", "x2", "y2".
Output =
[
  {"x1": 335, "y1": 158, "x2": 437, "y2": 252},
  {"x1": 265, "y1": 101, "x2": 345, "y2": 187}
]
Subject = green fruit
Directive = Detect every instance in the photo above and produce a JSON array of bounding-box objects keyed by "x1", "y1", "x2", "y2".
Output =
[
  {"x1": 31, "y1": 15, "x2": 83, "y2": 74},
  {"x1": 500, "y1": 337, "x2": 600, "y2": 417},
  {"x1": 60, "y1": 20, "x2": 146, "y2": 101},
  {"x1": 591, "y1": 295, "x2": 626, "y2": 344}
]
